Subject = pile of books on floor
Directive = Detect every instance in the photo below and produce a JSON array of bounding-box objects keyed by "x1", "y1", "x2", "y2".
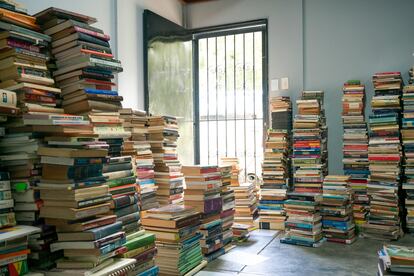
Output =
[
  {"x1": 183, "y1": 165, "x2": 224, "y2": 262},
  {"x1": 231, "y1": 223, "x2": 253, "y2": 242},
  {"x1": 120, "y1": 109, "x2": 158, "y2": 211},
  {"x1": 402, "y1": 82, "x2": 414, "y2": 233},
  {"x1": 35, "y1": 7, "x2": 123, "y2": 115},
  {"x1": 342, "y1": 80, "x2": 370, "y2": 231},
  {"x1": 281, "y1": 192, "x2": 324, "y2": 247},
  {"x1": 321, "y1": 175, "x2": 356, "y2": 244},
  {"x1": 270, "y1": 96, "x2": 292, "y2": 131},
  {"x1": 119, "y1": 229, "x2": 159, "y2": 276},
  {"x1": 232, "y1": 182, "x2": 258, "y2": 227},
  {"x1": 0, "y1": 225, "x2": 40, "y2": 275},
  {"x1": 362, "y1": 72, "x2": 403, "y2": 241},
  {"x1": 257, "y1": 129, "x2": 288, "y2": 230},
  {"x1": 219, "y1": 165, "x2": 235, "y2": 249},
  {"x1": 105, "y1": 156, "x2": 140, "y2": 235},
  {"x1": 282, "y1": 90, "x2": 327, "y2": 247},
  {"x1": 220, "y1": 157, "x2": 241, "y2": 186},
  {"x1": 148, "y1": 116, "x2": 184, "y2": 205},
  {"x1": 378, "y1": 244, "x2": 414, "y2": 275},
  {"x1": 142, "y1": 205, "x2": 207, "y2": 275}
]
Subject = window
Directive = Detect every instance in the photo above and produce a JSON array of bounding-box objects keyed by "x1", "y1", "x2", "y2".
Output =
[{"x1": 196, "y1": 28, "x2": 267, "y2": 181}]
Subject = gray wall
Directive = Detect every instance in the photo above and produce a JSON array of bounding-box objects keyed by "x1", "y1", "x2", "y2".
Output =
[{"x1": 186, "y1": 0, "x2": 414, "y2": 174}]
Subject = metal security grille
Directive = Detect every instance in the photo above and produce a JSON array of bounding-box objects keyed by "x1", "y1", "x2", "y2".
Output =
[{"x1": 195, "y1": 27, "x2": 267, "y2": 180}]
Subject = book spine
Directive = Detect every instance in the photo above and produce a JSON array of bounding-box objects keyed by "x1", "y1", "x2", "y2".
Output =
[
  {"x1": 91, "y1": 221, "x2": 122, "y2": 240},
  {"x1": 7, "y1": 38, "x2": 40, "y2": 52},
  {"x1": 67, "y1": 164, "x2": 103, "y2": 180},
  {"x1": 78, "y1": 32, "x2": 109, "y2": 47},
  {"x1": 74, "y1": 26, "x2": 110, "y2": 41},
  {"x1": 112, "y1": 193, "x2": 138, "y2": 209},
  {"x1": 84, "y1": 88, "x2": 118, "y2": 96},
  {"x1": 0, "y1": 89, "x2": 16, "y2": 107},
  {"x1": 0, "y1": 180, "x2": 11, "y2": 191},
  {"x1": 0, "y1": 190, "x2": 12, "y2": 200},
  {"x1": 77, "y1": 194, "x2": 112, "y2": 208}
]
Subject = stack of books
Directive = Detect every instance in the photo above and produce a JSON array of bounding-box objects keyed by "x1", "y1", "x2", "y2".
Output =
[
  {"x1": 104, "y1": 156, "x2": 140, "y2": 235},
  {"x1": 0, "y1": 225, "x2": 40, "y2": 275},
  {"x1": 231, "y1": 223, "x2": 253, "y2": 242},
  {"x1": 141, "y1": 205, "x2": 207, "y2": 275},
  {"x1": 231, "y1": 182, "x2": 258, "y2": 226},
  {"x1": 402, "y1": 83, "x2": 414, "y2": 233},
  {"x1": 362, "y1": 72, "x2": 403, "y2": 241},
  {"x1": 37, "y1": 133, "x2": 127, "y2": 271},
  {"x1": 378, "y1": 244, "x2": 414, "y2": 275},
  {"x1": 0, "y1": 171, "x2": 15, "y2": 229},
  {"x1": 292, "y1": 91, "x2": 327, "y2": 194},
  {"x1": 220, "y1": 157, "x2": 241, "y2": 186},
  {"x1": 281, "y1": 193, "x2": 324, "y2": 247},
  {"x1": 219, "y1": 165, "x2": 235, "y2": 249},
  {"x1": 342, "y1": 80, "x2": 370, "y2": 232},
  {"x1": 321, "y1": 175, "x2": 356, "y2": 244},
  {"x1": 147, "y1": 116, "x2": 183, "y2": 205},
  {"x1": 119, "y1": 230, "x2": 159, "y2": 276},
  {"x1": 35, "y1": 7, "x2": 123, "y2": 115},
  {"x1": 120, "y1": 109, "x2": 158, "y2": 211},
  {"x1": 183, "y1": 165, "x2": 224, "y2": 262},
  {"x1": 270, "y1": 96, "x2": 292, "y2": 131},
  {"x1": 403, "y1": 87, "x2": 414, "y2": 233},
  {"x1": 257, "y1": 129, "x2": 289, "y2": 230}
]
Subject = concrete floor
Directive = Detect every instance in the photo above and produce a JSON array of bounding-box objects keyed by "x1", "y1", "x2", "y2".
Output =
[{"x1": 196, "y1": 230, "x2": 414, "y2": 276}]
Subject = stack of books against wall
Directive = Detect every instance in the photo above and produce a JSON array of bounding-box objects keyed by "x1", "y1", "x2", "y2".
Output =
[
  {"x1": 257, "y1": 129, "x2": 288, "y2": 230},
  {"x1": 270, "y1": 96, "x2": 292, "y2": 132},
  {"x1": 148, "y1": 116, "x2": 183, "y2": 205},
  {"x1": 321, "y1": 175, "x2": 356, "y2": 244},
  {"x1": 37, "y1": 131, "x2": 128, "y2": 272},
  {"x1": 220, "y1": 157, "x2": 241, "y2": 186},
  {"x1": 292, "y1": 91, "x2": 327, "y2": 194},
  {"x1": 119, "y1": 229, "x2": 158, "y2": 276},
  {"x1": 219, "y1": 165, "x2": 235, "y2": 249},
  {"x1": 120, "y1": 109, "x2": 158, "y2": 211},
  {"x1": 377, "y1": 244, "x2": 414, "y2": 275},
  {"x1": 104, "y1": 156, "x2": 140, "y2": 235},
  {"x1": 0, "y1": 225, "x2": 40, "y2": 275},
  {"x1": 34, "y1": 7, "x2": 123, "y2": 115},
  {"x1": 231, "y1": 182, "x2": 258, "y2": 226},
  {"x1": 342, "y1": 80, "x2": 370, "y2": 232},
  {"x1": 183, "y1": 165, "x2": 224, "y2": 262},
  {"x1": 402, "y1": 83, "x2": 414, "y2": 233},
  {"x1": 362, "y1": 72, "x2": 403, "y2": 241},
  {"x1": 141, "y1": 205, "x2": 207, "y2": 275},
  {"x1": 281, "y1": 192, "x2": 324, "y2": 247}
]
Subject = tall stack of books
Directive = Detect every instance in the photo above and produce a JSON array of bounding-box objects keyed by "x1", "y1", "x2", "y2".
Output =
[
  {"x1": 147, "y1": 116, "x2": 183, "y2": 205},
  {"x1": 231, "y1": 182, "x2": 258, "y2": 226},
  {"x1": 281, "y1": 90, "x2": 327, "y2": 247},
  {"x1": 362, "y1": 72, "x2": 403, "y2": 241},
  {"x1": 34, "y1": 7, "x2": 123, "y2": 115},
  {"x1": 120, "y1": 109, "x2": 158, "y2": 211},
  {"x1": 257, "y1": 129, "x2": 289, "y2": 230},
  {"x1": 37, "y1": 132, "x2": 127, "y2": 270},
  {"x1": 270, "y1": 96, "x2": 292, "y2": 132},
  {"x1": 377, "y1": 244, "x2": 414, "y2": 275},
  {"x1": 219, "y1": 165, "x2": 235, "y2": 249},
  {"x1": 141, "y1": 205, "x2": 207, "y2": 275},
  {"x1": 291, "y1": 91, "x2": 327, "y2": 194},
  {"x1": 402, "y1": 81, "x2": 414, "y2": 233},
  {"x1": 220, "y1": 157, "x2": 241, "y2": 186},
  {"x1": 119, "y1": 229, "x2": 159, "y2": 276},
  {"x1": 342, "y1": 80, "x2": 370, "y2": 231},
  {"x1": 321, "y1": 175, "x2": 356, "y2": 244},
  {"x1": 183, "y1": 165, "x2": 224, "y2": 262},
  {"x1": 104, "y1": 156, "x2": 140, "y2": 235},
  {"x1": 0, "y1": 225, "x2": 40, "y2": 275}
]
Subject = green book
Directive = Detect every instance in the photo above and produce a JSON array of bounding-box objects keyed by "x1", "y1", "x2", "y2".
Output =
[{"x1": 124, "y1": 233, "x2": 155, "y2": 251}]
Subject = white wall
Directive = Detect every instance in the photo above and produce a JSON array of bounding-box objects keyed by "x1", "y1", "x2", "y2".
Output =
[{"x1": 20, "y1": 0, "x2": 184, "y2": 110}]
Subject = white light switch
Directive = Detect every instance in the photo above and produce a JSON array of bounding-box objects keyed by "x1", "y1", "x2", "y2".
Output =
[
  {"x1": 281, "y1": 77, "x2": 289, "y2": 90},
  {"x1": 271, "y1": 79, "x2": 279, "y2": 91}
]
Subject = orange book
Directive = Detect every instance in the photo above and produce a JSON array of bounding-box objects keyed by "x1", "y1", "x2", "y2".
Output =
[
  {"x1": 0, "y1": 249, "x2": 30, "y2": 260},
  {"x1": 0, "y1": 8, "x2": 39, "y2": 30}
]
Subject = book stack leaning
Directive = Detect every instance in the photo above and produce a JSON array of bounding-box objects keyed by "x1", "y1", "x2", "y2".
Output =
[
  {"x1": 183, "y1": 165, "x2": 224, "y2": 262},
  {"x1": 362, "y1": 72, "x2": 403, "y2": 241},
  {"x1": 342, "y1": 80, "x2": 369, "y2": 232},
  {"x1": 142, "y1": 205, "x2": 207, "y2": 275},
  {"x1": 219, "y1": 165, "x2": 235, "y2": 250}
]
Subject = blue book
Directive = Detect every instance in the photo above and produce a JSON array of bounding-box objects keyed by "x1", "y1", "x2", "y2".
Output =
[
  {"x1": 84, "y1": 88, "x2": 118, "y2": 96},
  {"x1": 138, "y1": 266, "x2": 159, "y2": 276}
]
